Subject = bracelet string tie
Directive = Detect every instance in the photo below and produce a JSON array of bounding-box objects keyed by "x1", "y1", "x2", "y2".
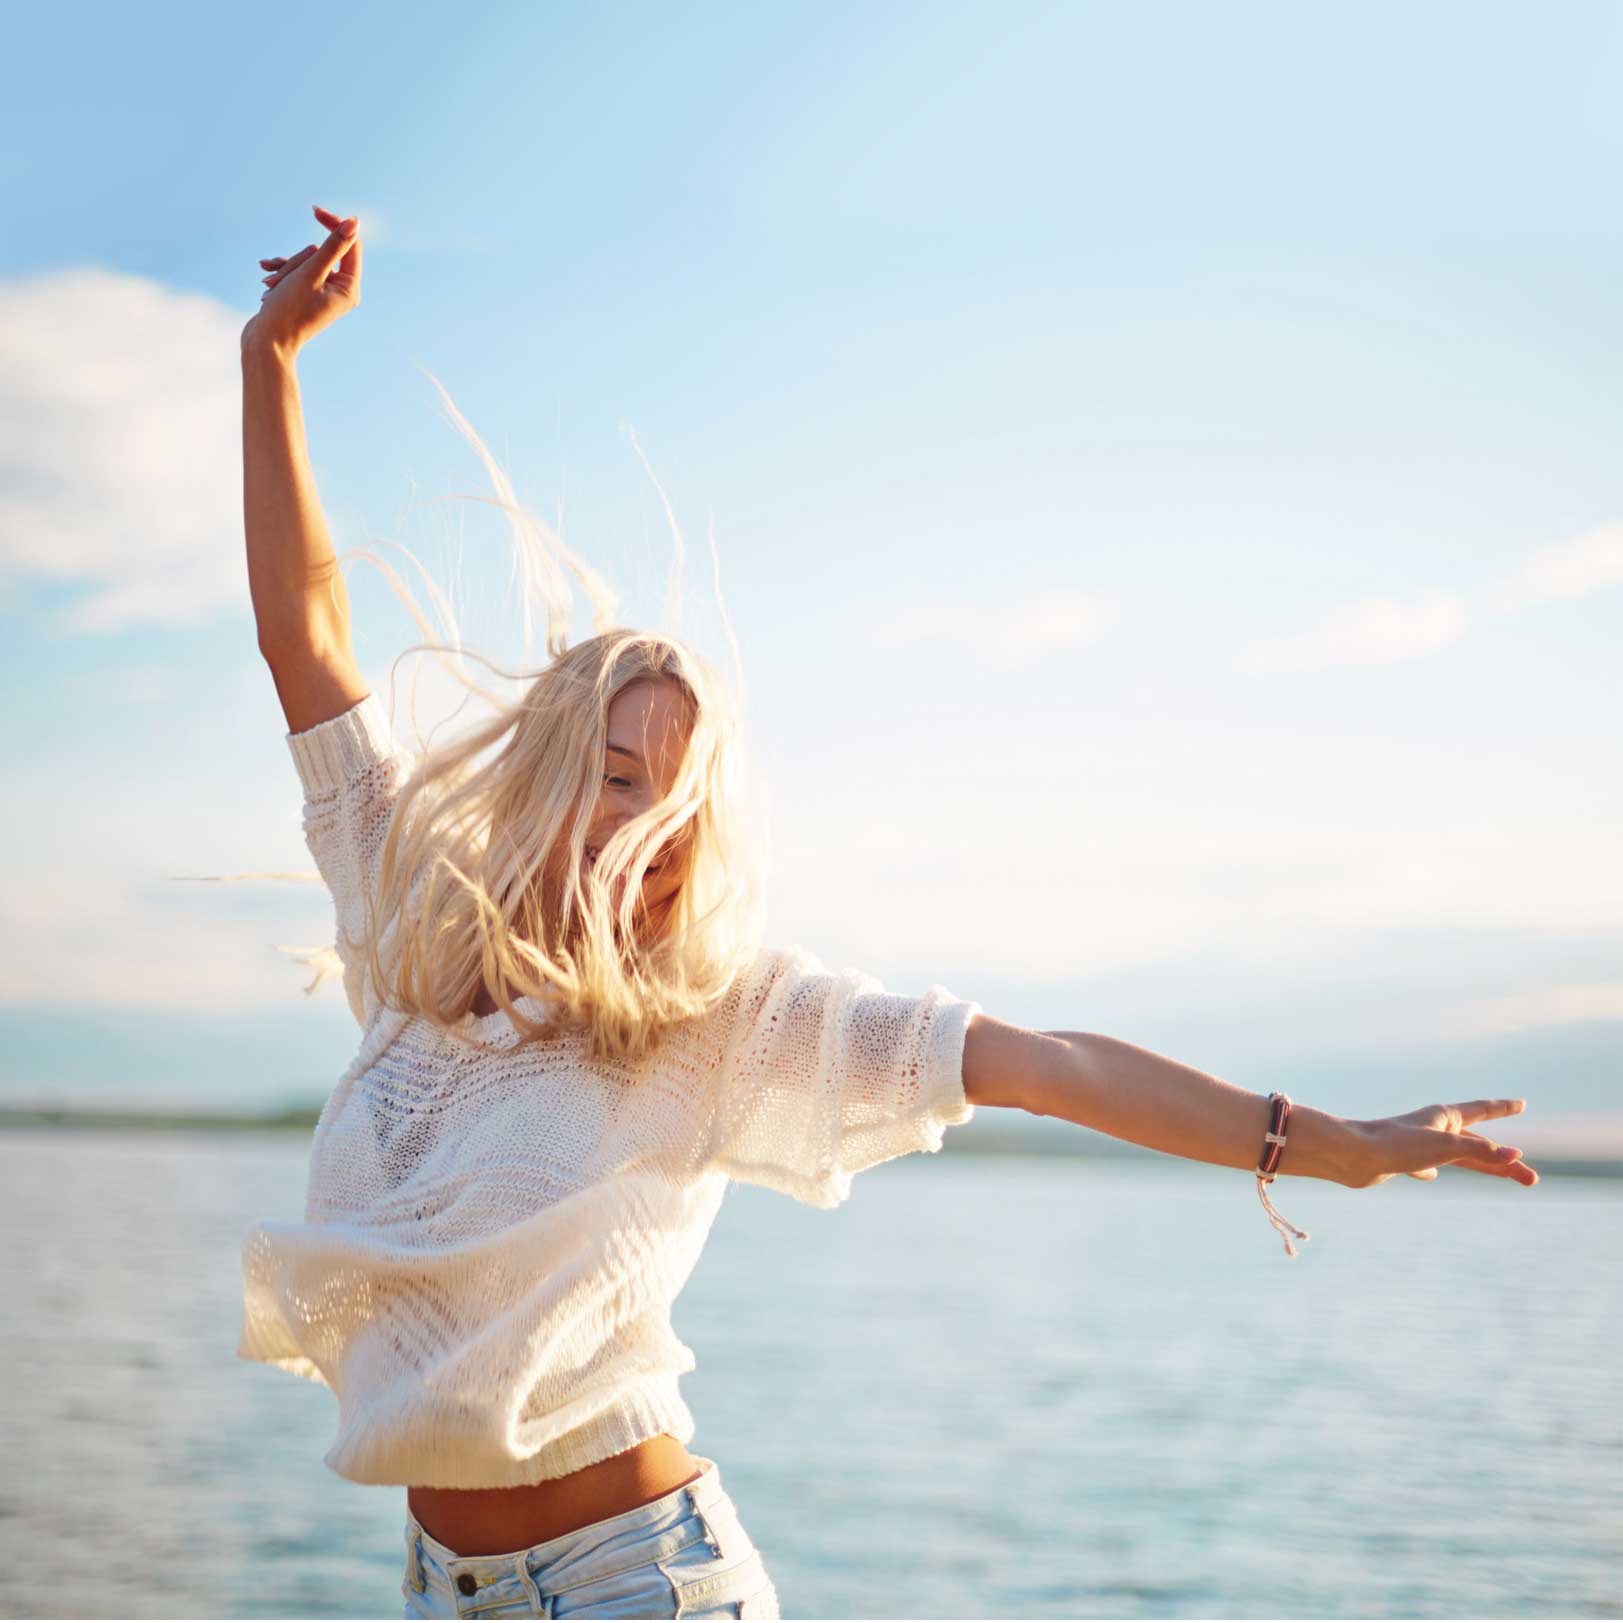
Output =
[{"x1": 1256, "y1": 1091, "x2": 1311, "y2": 1258}]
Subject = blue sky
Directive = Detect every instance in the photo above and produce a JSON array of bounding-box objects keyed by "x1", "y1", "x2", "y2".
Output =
[{"x1": 2, "y1": 1, "x2": 1620, "y2": 1149}]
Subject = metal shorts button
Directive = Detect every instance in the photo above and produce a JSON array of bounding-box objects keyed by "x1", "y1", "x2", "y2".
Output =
[{"x1": 456, "y1": 1573, "x2": 479, "y2": 1596}]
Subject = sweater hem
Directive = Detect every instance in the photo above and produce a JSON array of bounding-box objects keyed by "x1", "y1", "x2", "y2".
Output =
[{"x1": 322, "y1": 1375, "x2": 698, "y2": 1489}]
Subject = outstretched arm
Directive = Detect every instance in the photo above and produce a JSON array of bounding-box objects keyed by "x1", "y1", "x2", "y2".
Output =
[
  {"x1": 961, "y1": 1014, "x2": 1537, "y2": 1189},
  {"x1": 243, "y1": 205, "x2": 369, "y2": 733}
]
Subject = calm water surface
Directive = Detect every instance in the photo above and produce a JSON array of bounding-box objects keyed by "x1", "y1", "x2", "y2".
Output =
[{"x1": 0, "y1": 1127, "x2": 1618, "y2": 1619}]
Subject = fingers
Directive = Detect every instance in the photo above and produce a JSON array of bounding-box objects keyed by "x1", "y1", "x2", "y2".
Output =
[
  {"x1": 1441, "y1": 1129, "x2": 1519, "y2": 1170},
  {"x1": 335, "y1": 223, "x2": 362, "y2": 287},
  {"x1": 256, "y1": 207, "x2": 360, "y2": 292},
  {"x1": 302, "y1": 204, "x2": 361, "y2": 291},
  {"x1": 1409, "y1": 1152, "x2": 1536, "y2": 1184},
  {"x1": 1448, "y1": 1098, "x2": 1527, "y2": 1128},
  {"x1": 1372, "y1": 1107, "x2": 1540, "y2": 1189},
  {"x1": 303, "y1": 217, "x2": 357, "y2": 285},
  {"x1": 261, "y1": 245, "x2": 316, "y2": 286},
  {"x1": 1396, "y1": 1124, "x2": 1537, "y2": 1186},
  {"x1": 1452, "y1": 1158, "x2": 1540, "y2": 1185},
  {"x1": 1423, "y1": 1128, "x2": 1539, "y2": 1185},
  {"x1": 1450, "y1": 1129, "x2": 1510, "y2": 1158}
]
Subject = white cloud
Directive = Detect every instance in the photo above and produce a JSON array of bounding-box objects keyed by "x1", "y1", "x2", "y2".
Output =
[
  {"x1": 59, "y1": 664, "x2": 182, "y2": 706},
  {"x1": 0, "y1": 266, "x2": 248, "y2": 634},
  {"x1": 1241, "y1": 520, "x2": 1623, "y2": 675},
  {"x1": 0, "y1": 648, "x2": 524, "y2": 1015},
  {"x1": 1240, "y1": 590, "x2": 1470, "y2": 673},
  {"x1": 0, "y1": 857, "x2": 317, "y2": 1010},
  {"x1": 767, "y1": 767, "x2": 1623, "y2": 989},
  {"x1": 843, "y1": 585, "x2": 1118, "y2": 671},
  {"x1": 1483, "y1": 523, "x2": 1623, "y2": 613},
  {"x1": 1429, "y1": 980, "x2": 1623, "y2": 1042}
]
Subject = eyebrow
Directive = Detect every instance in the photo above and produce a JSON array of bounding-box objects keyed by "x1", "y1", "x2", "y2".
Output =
[{"x1": 605, "y1": 743, "x2": 645, "y2": 765}]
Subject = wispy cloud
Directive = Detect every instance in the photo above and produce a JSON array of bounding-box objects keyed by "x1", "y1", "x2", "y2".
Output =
[
  {"x1": 0, "y1": 864, "x2": 311, "y2": 1011},
  {"x1": 774, "y1": 793, "x2": 1623, "y2": 981},
  {"x1": 1240, "y1": 521, "x2": 1623, "y2": 673},
  {"x1": 1240, "y1": 590, "x2": 1470, "y2": 674},
  {"x1": 0, "y1": 267, "x2": 247, "y2": 634},
  {"x1": 1482, "y1": 523, "x2": 1623, "y2": 613},
  {"x1": 0, "y1": 657, "x2": 512, "y2": 1017},
  {"x1": 59, "y1": 664, "x2": 182, "y2": 706},
  {"x1": 1429, "y1": 979, "x2": 1623, "y2": 1042},
  {"x1": 842, "y1": 586, "x2": 1119, "y2": 671}
]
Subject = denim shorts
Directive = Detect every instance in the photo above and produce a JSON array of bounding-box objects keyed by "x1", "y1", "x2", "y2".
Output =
[{"x1": 401, "y1": 1455, "x2": 781, "y2": 1619}]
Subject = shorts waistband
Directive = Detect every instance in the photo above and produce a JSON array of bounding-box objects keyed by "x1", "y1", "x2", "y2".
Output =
[{"x1": 404, "y1": 1453, "x2": 726, "y2": 1602}]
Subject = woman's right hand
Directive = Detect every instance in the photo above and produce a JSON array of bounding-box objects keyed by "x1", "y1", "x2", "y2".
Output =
[{"x1": 240, "y1": 204, "x2": 363, "y2": 361}]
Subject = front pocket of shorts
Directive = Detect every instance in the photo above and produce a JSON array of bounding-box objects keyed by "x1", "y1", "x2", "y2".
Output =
[{"x1": 659, "y1": 1542, "x2": 771, "y2": 1620}]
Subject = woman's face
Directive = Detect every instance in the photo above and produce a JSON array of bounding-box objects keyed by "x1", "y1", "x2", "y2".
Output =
[{"x1": 582, "y1": 677, "x2": 693, "y2": 918}]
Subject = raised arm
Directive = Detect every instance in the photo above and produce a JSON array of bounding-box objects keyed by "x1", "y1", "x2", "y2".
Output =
[
  {"x1": 960, "y1": 1013, "x2": 1538, "y2": 1190},
  {"x1": 241, "y1": 205, "x2": 369, "y2": 733}
]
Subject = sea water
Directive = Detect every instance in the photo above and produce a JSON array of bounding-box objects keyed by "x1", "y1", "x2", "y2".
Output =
[{"x1": 0, "y1": 1127, "x2": 1617, "y2": 1619}]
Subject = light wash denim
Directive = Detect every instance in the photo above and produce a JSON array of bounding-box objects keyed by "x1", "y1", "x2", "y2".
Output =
[{"x1": 401, "y1": 1455, "x2": 781, "y2": 1619}]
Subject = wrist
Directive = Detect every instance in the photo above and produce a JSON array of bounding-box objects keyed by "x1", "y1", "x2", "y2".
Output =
[
  {"x1": 1278, "y1": 1104, "x2": 1363, "y2": 1187},
  {"x1": 241, "y1": 335, "x2": 300, "y2": 373}
]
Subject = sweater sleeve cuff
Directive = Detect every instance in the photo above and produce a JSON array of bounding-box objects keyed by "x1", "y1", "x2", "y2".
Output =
[
  {"x1": 285, "y1": 692, "x2": 395, "y2": 797},
  {"x1": 917, "y1": 990, "x2": 979, "y2": 1145}
]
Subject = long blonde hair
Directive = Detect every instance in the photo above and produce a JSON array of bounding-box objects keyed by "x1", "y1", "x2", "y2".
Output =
[
  {"x1": 194, "y1": 369, "x2": 768, "y2": 1067},
  {"x1": 366, "y1": 627, "x2": 766, "y2": 1064}
]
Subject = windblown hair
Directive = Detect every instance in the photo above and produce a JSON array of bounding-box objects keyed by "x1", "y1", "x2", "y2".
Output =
[
  {"x1": 364, "y1": 627, "x2": 766, "y2": 1065},
  {"x1": 187, "y1": 368, "x2": 768, "y2": 1067}
]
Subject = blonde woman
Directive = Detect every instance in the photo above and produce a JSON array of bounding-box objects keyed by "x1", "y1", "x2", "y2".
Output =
[{"x1": 237, "y1": 207, "x2": 1540, "y2": 1622}]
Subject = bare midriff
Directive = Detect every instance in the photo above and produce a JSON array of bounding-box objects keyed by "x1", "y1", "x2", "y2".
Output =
[{"x1": 407, "y1": 1434, "x2": 704, "y2": 1557}]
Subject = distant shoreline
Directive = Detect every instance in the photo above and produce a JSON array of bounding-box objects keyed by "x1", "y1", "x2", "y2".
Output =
[{"x1": 2, "y1": 1105, "x2": 1620, "y2": 1178}]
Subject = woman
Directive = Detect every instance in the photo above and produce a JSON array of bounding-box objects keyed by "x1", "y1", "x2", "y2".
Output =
[{"x1": 237, "y1": 206, "x2": 1539, "y2": 1621}]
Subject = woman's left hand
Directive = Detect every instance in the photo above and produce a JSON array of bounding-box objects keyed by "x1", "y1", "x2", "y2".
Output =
[{"x1": 1343, "y1": 1098, "x2": 1539, "y2": 1188}]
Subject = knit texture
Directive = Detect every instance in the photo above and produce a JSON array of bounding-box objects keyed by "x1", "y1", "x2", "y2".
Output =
[{"x1": 238, "y1": 692, "x2": 980, "y2": 1488}]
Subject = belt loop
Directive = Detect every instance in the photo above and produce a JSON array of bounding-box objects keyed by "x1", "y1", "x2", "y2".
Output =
[
  {"x1": 685, "y1": 1482, "x2": 721, "y2": 1561},
  {"x1": 517, "y1": 1555, "x2": 552, "y2": 1618},
  {"x1": 687, "y1": 1457, "x2": 718, "y2": 1514},
  {"x1": 407, "y1": 1525, "x2": 427, "y2": 1595}
]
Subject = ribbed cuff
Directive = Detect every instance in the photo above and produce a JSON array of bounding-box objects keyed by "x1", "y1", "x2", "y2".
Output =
[
  {"x1": 917, "y1": 990, "x2": 979, "y2": 1145},
  {"x1": 285, "y1": 691, "x2": 394, "y2": 797}
]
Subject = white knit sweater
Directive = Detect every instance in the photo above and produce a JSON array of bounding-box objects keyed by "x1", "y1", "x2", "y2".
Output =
[{"x1": 237, "y1": 692, "x2": 980, "y2": 1489}]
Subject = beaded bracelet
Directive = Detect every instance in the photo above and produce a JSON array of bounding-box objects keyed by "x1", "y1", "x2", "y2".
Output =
[{"x1": 1256, "y1": 1091, "x2": 1311, "y2": 1258}]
